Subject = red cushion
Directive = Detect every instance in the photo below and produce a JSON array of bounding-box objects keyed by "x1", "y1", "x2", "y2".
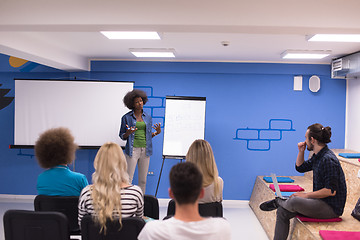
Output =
[
  {"x1": 269, "y1": 184, "x2": 304, "y2": 192},
  {"x1": 320, "y1": 230, "x2": 360, "y2": 240},
  {"x1": 297, "y1": 216, "x2": 342, "y2": 222}
]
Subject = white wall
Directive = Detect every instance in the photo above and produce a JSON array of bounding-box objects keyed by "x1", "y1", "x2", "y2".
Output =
[{"x1": 345, "y1": 78, "x2": 360, "y2": 151}]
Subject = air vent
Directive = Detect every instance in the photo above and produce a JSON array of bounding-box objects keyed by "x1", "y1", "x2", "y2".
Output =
[
  {"x1": 332, "y1": 59, "x2": 345, "y2": 72},
  {"x1": 331, "y1": 58, "x2": 350, "y2": 78}
]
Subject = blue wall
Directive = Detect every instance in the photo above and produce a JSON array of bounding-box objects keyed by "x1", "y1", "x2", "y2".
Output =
[{"x1": 0, "y1": 54, "x2": 346, "y2": 200}]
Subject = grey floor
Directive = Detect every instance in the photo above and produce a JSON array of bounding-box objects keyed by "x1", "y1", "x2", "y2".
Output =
[{"x1": 0, "y1": 195, "x2": 268, "y2": 240}]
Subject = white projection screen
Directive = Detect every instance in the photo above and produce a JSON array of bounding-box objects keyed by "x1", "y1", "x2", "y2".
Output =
[
  {"x1": 14, "y1": 79, "x2": 133, "y2": 147},
  {"x1": 162, "y1": 96, "x2": 206, "y2": 157}
]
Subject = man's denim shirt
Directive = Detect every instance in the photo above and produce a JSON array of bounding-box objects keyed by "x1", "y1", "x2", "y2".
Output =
[{"x1": 119, "y1": 110, "x2": 153, "y2": 157}]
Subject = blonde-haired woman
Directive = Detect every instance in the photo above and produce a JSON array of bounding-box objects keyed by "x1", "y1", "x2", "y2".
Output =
[
  {"x1": 78, "y1": 142, "x2": 144, "y2": 232},
  {"x1": 186, "y1": 139, "x2": 223, "y2": 203}
]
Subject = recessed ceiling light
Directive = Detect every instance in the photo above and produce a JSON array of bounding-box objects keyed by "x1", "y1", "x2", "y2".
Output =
[
  {"x1": 307, "y1": 34, "x2": 360, "y2": 42},
  {"x1": 281, "y1": 50, "x2": 331, "y2": 59},
  {"x1": 100, "y1": 31, "x2": 161, "y2": 39},
  {"x1": 129, "y1": 48, "x2": 176, "y2": 58}
]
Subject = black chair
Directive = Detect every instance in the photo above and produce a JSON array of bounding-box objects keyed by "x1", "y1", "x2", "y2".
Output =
[
  {"x1": 166, "y1": 199, "x2": 223, "y2": 217},
  {"x1": 34, "y1": 195, "x2": 80, "y2": 235},
  {"x1": 81, "y1": 215, "x2": 145, "y2": 240},
  {"x1": 3, "y1": 209, "x2": 69, "y2": 240},
  {"x1": 144, "y1": 195, "x2": 159, "y2": 219}
]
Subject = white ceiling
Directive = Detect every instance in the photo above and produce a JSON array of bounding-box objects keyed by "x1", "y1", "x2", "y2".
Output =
[{"x1": 1, "y1": 0, "x2": 360, "y2": 71}]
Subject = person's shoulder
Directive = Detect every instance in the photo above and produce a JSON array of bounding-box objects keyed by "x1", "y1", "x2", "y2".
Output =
[
  {"x1": 218, "y1": 177, "x2": 224, "y2": 190},
  {"x1": 138, "y1": 220, "x2": 171, "y2": 240},
  {"x1": 322, "y1": 149, "x2": 340, "y2": 164},
  {"x1": 124, "y1": 185, "x2": 144, "y2": 195},
  {"x1": 37, "y1": 171, "x2": 47, "y2": 185},
  {"x1": 75, "y1": 172, "x2": 88, "y2": 181},
  {"x1": 206, "y1": 217, "x2": 228, "y2": 222},
  {"x1": 126, "y1": 184, "x2": 142, "y2": 191},
  {"x1": 37, "y1": 167, "x2": 57, "y2": 179},
  {"x1": 218, "y1": 176, "x2": 224, "y2": 184},
  {"x1": 66, "y1": 169, "x2": 87, "y2": 180},
  {"x1": 142, "y1": 110, "x2": 151, "y2": 117},
  {"x1": 79, "y1": 185, "x2": 93, "y2": 199},
  {"x1": 206, "y1": 217, "x2": 231, "y2": 227},
  {"x1": 206, "y1": 217, "x2": 231, "y2": 234},
  {"x1": 68, "y1": 169, "x2": 85, "y2": 176},
  {"x1": 144, "y1": 219, "x2": 165, "y2": 228},
  {"x1": 39, "y1": 167, "x2": 55, "y2": 174},
  {"x1": 122, "y1": 111, "x2": 133, "y2": 118},
  {"x1": 37, "y1": 169, "x2": 48, "y2": 178},
  {"x1": 80, "y1": 185, "x2": 91, "y2": 195}
]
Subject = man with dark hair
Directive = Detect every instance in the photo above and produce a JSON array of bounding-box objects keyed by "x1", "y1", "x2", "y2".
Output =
[
  {"x1": 259, "y1": 123, "x2": 347, "y2": 240},
  {"x1": 169, "y1": 161, "x2": 203, "y2": 205},
  {"x1": 138, "y1": 162, "x2": 231, "y2": 240}
]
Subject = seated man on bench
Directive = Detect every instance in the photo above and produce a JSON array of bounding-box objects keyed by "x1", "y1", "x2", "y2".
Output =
[{"x1": 260, "y1": 123, "x2": 347, "y2": 240}]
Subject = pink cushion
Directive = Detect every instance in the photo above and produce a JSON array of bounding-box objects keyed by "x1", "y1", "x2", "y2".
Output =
[
  {"x1": 297, "y1": 216, "x2": 342, "y2": 222},
  {"x1": 319, "y1": 230, "x2": 360, "y2": 240},
  {"x1": 269, "y1": 184, "x2": 304, "y2": 192}
]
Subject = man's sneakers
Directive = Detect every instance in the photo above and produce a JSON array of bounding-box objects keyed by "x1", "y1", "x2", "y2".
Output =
[{"x1": 259, "y1": 197, "x2": 285, "y2": 211}]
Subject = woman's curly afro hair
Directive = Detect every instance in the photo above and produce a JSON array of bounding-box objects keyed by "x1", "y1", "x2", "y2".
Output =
[
  {"x1": 123, "y1": 89, "x2": 148, "y2": 109},
  {"x1": 35, "y1": 127, "x2": 78, "y2": 168}
]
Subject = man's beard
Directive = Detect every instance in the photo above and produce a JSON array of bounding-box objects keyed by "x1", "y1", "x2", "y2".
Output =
[{"x1": 307, "y1": 142, "x2": 314, "y2": 151}]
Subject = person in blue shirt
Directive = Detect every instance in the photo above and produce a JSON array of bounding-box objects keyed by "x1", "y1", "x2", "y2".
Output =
[
  {"x1": 259, "y1": 123, "x2": 347, "y2": 240},
  {"x1": 119, "y1": 89, "x2": 161, "y2": 194},
  {"x1": 35, "y1": 127, "x2": 88, "y2": 196}
]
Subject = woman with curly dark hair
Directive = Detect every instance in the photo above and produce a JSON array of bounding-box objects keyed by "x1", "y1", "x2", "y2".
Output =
[
  {"x1": 35, "y1": 127, "x2": 88, "y2": 196},
  {"x1": 119, "y1": 89, "x2": 161, "y2": 194}
]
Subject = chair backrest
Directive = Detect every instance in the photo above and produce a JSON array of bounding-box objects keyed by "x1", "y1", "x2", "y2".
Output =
[
  {"x1": 81, "y1": 215, "x2": 145, "y2": 240},
  {"x1": 34, "y1": 195, "x2": 80, "y2": 234},
  {"x1": 144, "y1": 195, "x2": 159, "y2": 219},
  {"x1": 199, "y1": 202, "x2": 223, "y2": 217},
  {"x1": 166, "y1": 199, "x2": 176, "y2": 216},
  {"x1": 166, "y1": 199, "x2": 223, "y2": 217},
  {"x1": 3, "y1": 209, "x2": 69, "y2": 240}
]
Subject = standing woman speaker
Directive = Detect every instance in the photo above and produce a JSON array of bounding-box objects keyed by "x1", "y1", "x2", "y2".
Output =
[{"x1": 119, "y1": 89, "x2": 161, "y2": 194}]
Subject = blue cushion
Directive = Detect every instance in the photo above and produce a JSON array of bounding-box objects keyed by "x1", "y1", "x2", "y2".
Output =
[
  {"x1": 338, "y1": 153, "x2": 360, "y2": 158},
  {"x1": 263, "y1": 176, "x2": 294, "y2": 183},
  {"x1": 276, "y1": 191, "x2": 296, "y2": 197}
]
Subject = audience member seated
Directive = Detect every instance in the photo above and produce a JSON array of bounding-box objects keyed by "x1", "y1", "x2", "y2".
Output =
[
  {"x1": 35, "y1": 127, "x2": 88, "y2": 196},
  {"x1": 186, "y1": 139, "x2": 223, "y2": 203},
  {"x1": 78, "y1": 142, "x2": 144, "y2": 232},
  {"x1": 138, "y1": 162, "x2": 231, "y2": 240},
  {"x1": 259, "y1": 123, "x2": 347, "y2": 240}
]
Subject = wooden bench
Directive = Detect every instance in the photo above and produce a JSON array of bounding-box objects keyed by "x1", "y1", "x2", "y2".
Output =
[{"x1": 249, "y1": 149, "x2": 360, "y2": 240}]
